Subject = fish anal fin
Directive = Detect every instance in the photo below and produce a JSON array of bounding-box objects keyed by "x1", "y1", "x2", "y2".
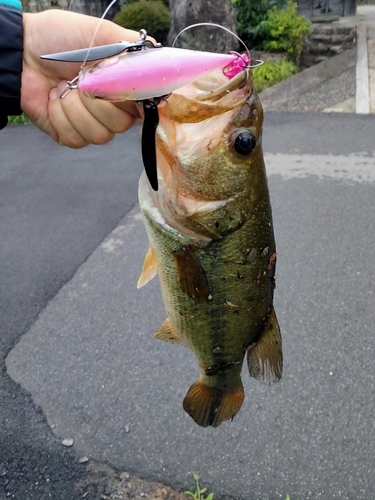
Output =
[
  {"x1": 137, "y1": 245, "x2": 158, "y2": 289},
  {"x1": 173, "y1": 246, "x2": 211, "y2": 304},
  {"x1": 247, "y1": 307, "x2": 283, "y2": 384},
  {"x1": 183, "y1": 379, "x2": 244, "y2": 428},
  {"x1": 154, "y1": 318, "x2": 183, "y2": 344}
]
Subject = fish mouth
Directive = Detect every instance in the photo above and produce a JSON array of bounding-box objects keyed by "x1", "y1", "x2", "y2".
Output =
[
  {"x1": 162, "y1": 67, "x2": 251, "y2": 124},
  {"x1": 174, "y1": 66, "x2": 249, "y2": 102},
  {"x1": 139, "y1": 65, "x2": 257, "y2": 239}
]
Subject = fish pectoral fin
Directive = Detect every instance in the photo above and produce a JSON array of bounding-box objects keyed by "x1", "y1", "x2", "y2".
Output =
[
  {"x1": 154, "y1": 318, "x2": 184, "y2": 344},
  {"x1": 247, "y1": 307, "x2": 283, "y2": 384},
  {"x1": 183, "y1": 378, "x2": 244, "y2": 428},
  {"x1": 173, "y1": 246, "x2": 211, "y2": 304},
  {"x1": 137, "y1": 245, "x2": 158, "y2": 289}
]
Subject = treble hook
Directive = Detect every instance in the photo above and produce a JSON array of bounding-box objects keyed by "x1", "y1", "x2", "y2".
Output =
[{"x1": 60, "y1": 76, "x2": 79, "y2": 99}]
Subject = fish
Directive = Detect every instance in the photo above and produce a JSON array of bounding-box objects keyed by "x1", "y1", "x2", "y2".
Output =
[
  {"x1": 137, "y1": 61, "x2": 283, "y2": 428},
  {"x1": 40, "y1": 17, "x2": 278, "y2": 427}
]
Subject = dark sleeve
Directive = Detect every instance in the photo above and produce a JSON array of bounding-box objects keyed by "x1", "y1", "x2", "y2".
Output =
[{"x1": 0, "y1": 3, "x2": 23, "y2": 129}]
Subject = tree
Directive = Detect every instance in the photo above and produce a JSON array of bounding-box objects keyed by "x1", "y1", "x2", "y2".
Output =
[{"x1": 167, "y1": 0, "x2": 238, "y2": 53}]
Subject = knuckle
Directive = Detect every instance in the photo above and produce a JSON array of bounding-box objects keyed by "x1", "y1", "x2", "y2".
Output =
[
  {"x1": 91, "y1": 128, "x2": 114, "y2": 145},
  {"x1": 59, "y1": 136, "x2": 88, "y2": 149},
  {"x1": 112, "y1": 116, "x2": 136, "y2": 134}
]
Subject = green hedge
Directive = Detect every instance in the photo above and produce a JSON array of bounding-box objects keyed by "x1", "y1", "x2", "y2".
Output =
[
  {"x1": 231, "y1": 0, "x2": 311, "y2": 62},
  {"x1": 114, "y1": 1, "x2": 171, "y2": 44},
  {"x1": 259, "y1": 1, "x2": 312, "y2": 62},
  {"x1": 253, "y1": 59, "x2": 298, "y2": 93}
]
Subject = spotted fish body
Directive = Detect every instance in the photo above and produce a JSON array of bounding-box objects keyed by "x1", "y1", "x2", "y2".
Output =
[{"x1": 138, "y1": 66, "x2": 282, "y2": 428}]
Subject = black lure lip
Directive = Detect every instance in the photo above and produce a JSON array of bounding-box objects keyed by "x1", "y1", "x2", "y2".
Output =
[
  {"x1": 140, "y1": 95, "x2": 171, "y2": 192},
  {"x1": 141, "y1": 99, "x2": 159, "y2": 191}
]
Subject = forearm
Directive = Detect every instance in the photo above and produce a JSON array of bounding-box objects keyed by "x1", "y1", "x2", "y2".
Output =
[{"x1": 0, "y1": 0, "x2": 23, "y2": 129}]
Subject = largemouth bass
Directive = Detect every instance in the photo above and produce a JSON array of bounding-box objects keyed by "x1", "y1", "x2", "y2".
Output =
[{"x1": 137, "y1": 64, "x2": 282, "y2": 428}]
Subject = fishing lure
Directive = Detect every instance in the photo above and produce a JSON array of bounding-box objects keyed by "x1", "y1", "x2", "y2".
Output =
[{"x1": 40, "y1": 28, "x2": 256, "y2": 191}]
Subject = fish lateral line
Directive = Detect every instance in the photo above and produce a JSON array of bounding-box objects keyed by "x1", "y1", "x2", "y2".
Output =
[{"x1": 204, "y1": 360, "x2": 242, "y2": 377}]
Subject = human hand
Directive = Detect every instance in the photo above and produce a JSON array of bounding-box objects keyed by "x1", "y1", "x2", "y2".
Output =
[{"x1": 21, "y1": 10, "x2": 143, "y2": 147}]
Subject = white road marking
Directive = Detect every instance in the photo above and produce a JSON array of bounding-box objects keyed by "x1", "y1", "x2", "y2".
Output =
[{"x1": 265, "y1": 153, "x2": 375, "y2": 183}]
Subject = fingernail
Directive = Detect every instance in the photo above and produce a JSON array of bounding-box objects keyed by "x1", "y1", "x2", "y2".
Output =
[
  {"x1": 57, "y1": 80, "x2": 68, "y2": 95},
  {"x1": 49, "y1": 88, "x2": 59, "y2": 101}
]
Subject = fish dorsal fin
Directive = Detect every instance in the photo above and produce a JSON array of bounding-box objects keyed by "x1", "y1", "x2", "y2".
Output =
[
  {"x1": 154, "y1": 318, "x2": 184, "y2": 344},
  {"x1": 137, "y1": 245, "x2": 158, "y2": 289},
  {"x1": 173, "y1": 246, "x2": 211, "y2": 304},
  {"x1": 247, "y1": 307, "x2": 283, "y2": 384}
]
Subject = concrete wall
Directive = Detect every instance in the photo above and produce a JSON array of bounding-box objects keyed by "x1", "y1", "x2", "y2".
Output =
[{"x1": 297, "y1": 0, "x2": 356, "y2": 20}]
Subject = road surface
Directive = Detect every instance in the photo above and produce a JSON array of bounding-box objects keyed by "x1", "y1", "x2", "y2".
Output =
[{"x1": 2, "y1": 112, "x2": 375, "y2": 499}]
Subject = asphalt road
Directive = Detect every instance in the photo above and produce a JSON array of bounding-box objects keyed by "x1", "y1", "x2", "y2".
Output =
[
  {"x1": 0, "y1": 124, "x2": 143, "y2": 499},
  {"x1": 2, "y1": 112, "x2": 375, "y2": 499}
]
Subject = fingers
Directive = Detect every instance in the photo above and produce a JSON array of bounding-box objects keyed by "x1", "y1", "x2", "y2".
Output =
[
  {"x1": 88, "y1": 16, "x2": 157, "y2": 47},
  {"x1": 47, "y1": 81, "x2": 139, "y2": 148},
  {"x1": 48, "y1": 85, "x2": 91, "y2": 148},
  {"x1": 80, "y1": 94, "x2": 140, "y2": 134}
]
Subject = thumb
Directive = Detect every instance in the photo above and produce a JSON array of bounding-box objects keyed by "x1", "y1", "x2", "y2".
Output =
[{"x1": 90, "y1": 17, "x2": 156, "y2": 47}]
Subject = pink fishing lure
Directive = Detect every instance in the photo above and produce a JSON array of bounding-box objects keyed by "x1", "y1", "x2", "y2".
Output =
[{"x1": 77, "y1": 47, "x2": 248, "y2": 101}]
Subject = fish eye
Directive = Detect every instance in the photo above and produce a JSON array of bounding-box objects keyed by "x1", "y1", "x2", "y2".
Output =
[{"x1": 232, "y1": 130, "x2": 256, "y2": 156}]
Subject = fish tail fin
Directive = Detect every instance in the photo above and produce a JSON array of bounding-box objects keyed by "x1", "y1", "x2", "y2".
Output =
[{"x1": 183, "y1": 379, "x2": 244, "y2": 428}]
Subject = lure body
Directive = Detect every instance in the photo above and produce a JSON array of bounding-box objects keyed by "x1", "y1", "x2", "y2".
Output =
[{"x1": 78, "y1": 47, "x2": 241, "y2": 101}]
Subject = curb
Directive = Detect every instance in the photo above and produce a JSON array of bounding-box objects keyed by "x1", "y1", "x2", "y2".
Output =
[{"x1": 356, "y1": 23, "x2": 370, "y2": 114}]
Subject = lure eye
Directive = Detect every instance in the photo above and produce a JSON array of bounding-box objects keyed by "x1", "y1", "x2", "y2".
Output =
[{"x1": 232, "y1": 130, "x2": 256, "y2": 156}]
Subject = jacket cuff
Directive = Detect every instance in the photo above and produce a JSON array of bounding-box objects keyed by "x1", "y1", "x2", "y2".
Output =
[{"x1": 0, "y1": 2, "x2": 23, "y2": 129}]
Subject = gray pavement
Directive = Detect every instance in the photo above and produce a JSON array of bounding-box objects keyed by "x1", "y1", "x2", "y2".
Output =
[
  {"x1": 5, "y1": 112, "x2": 375, "y2": 499},
  {"x1": 259, "y1": 48, "x2": 357, "y2": 113},
  {"x1": 0, "y1": 125, "x2": 142, "y2": 360},
  {"x1": 0, "y1": 125, "x2": 143, "y2": 500}
]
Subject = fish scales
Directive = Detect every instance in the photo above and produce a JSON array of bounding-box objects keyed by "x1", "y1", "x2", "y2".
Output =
[{"x1": 138, "y1": 66, "x2": 282, "y2": 428}]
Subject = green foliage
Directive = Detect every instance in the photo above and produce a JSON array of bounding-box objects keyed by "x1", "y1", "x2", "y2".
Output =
[
  {"x1": 8, "y1": 113, "x2": 30, "y2": 124},
  {"x1": 231, "y1": 0, "x2": 311, "y2": 62},
  {"x1": 114, "y1": 1, "x2": 171, "y2": 44},
  {"x1": 120, "y1": 0, "x2": 169, "y2": 7},
  {"x1": 231, "y1": 0, "x2": 286, "y2": 50},
  {"x1": 260, "y1": 0, "x2": 312, "y2": 61},
  {"x1": 185, "y1": 473, "x2": 214, "y2": 500},
  {"x1": 252, "y1": 58, "x2": 298, "y2": 93}
]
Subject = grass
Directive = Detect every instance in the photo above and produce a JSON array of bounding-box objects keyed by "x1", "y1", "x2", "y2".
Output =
[
  {"x1": 253, "y1": 58, "x2": 298, "y2": 93},
  {"x1": 8, "y1": 113, "x2": 30, "y2": 124},
  {"x1": 184, "y1": 474, "x2": 292, "y2": 500},
  {"x1": 185, "y1": 474, "x2": 214, "y2": 500}
]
